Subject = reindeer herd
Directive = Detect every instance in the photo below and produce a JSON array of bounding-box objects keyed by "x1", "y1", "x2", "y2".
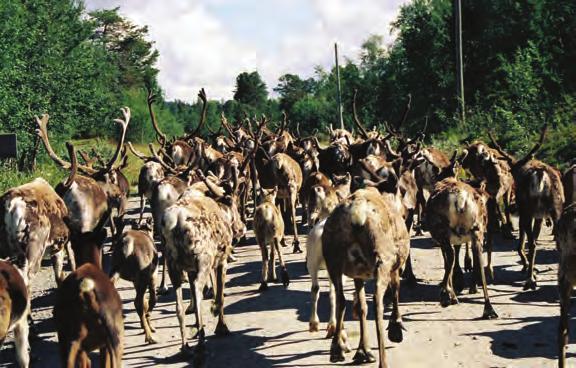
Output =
[{"x1": 0, "y1": 88, "x2": 574, "y2": 368}]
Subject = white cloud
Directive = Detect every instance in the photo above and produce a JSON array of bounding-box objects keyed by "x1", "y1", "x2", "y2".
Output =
[{"x1": 85, "y1": 0, "x2": 408, "y2": 102}]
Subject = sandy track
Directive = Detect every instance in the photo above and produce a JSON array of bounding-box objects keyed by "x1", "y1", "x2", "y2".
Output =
[{"x1": 0, "y1": 196, "x2": 569, "y2": 367}]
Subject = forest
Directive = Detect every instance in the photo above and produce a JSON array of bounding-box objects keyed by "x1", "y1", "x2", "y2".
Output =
[{"x1": 0, "y1": 0, "x2": 574, "y2": 189}]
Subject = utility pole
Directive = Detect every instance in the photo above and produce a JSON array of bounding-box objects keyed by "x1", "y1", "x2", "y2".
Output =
[
  {"x1": 334, "y1": 43, "x2": 344, "y2": 130},
  {"x1": 454, "y1": 0, "x2": 465, "y2": 126}
]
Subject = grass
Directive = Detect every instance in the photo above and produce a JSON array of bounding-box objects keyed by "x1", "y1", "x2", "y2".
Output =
[{"x1": 0, "y1": 138, "x2": 150, "y2": 194}]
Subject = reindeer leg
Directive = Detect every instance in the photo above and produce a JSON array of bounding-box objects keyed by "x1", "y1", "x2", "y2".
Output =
[
  {"x1": 559, "y1": 274, "x2": 572, "y2": 368},
  {"x1": 388, "y1": 269, "x2": 405, "y2": 343},
  {"x1": 14, "y1": 315, "x2": 30, "y2": 368},
  {"x1": 158, "y1": 253, "x2": 169, "y2": 295},
  {"x1": 268, "y1": 240, "x2": 277, "y2": 283},
  {"x1": 138, "y1": 195, "x2": 146, "y2": 225},
  {"x1": 524, "y1": 218, "x2": 542, "y2": 290},
  {"x1": 289, "y1": 188, "x2": 302, "y2": 253},
  {"x1": 190, "y1": 270, "x2": 207, "y2": 367},
  {"x1": 258, "y1": 241, "x2": 270, "y2": 291},
  {"x1": 473, "y1": 232, "x2": 498, "y2": 319},
  {"x1": 502, "y1": 190, "x2": 515, "y2": 236},
  {"x1": 52, "y1": 249, "x2": 65, "y2": 287},
  {"x1": 402, "y1": 210, "x2": 417, "y2": 285},
  {"x1": 274, "y1": 238, "x2": 289, "y2": 287},
  {"x1": 328, "y1": 270, "x2": 347, "y2": 363},
  {"x1": 352, "y1": 279, "x2": 375, "y2": 364},
  {"x1": 309, "y1": 258, "x2": 320, "y2": 332},
  {"x1": 464, "y1": 243, "x2": 473, "y2": 273},
  {"x1": 374, "y1": 263, "x2": 390, "y2": 368},
  {"x1": 135, "y1": 281, "x2": 157, "y2": 344},
  {"x1": 213, "y1": 263, "x2": 231, "y2": 337},
  {"x1": 518, "y1": 214, "x2": 528, "y2": 272},
  {"x1": 147, "y1": 271, "x2": 158, "y2": 332},
  {"x1": 65, "y1": 241, "x2": 76, "y2": 272},
  {"x1": 452, "y1": 244, "x2": 465, "y2": 294},
  {"x1": 440, "y1": 243, "x2": 458, "y2": 306}
]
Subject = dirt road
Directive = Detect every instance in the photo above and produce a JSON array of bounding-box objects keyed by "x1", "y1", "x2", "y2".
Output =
[{"x1": 0, "y1": 196, "x2": 568, "y2": 367}]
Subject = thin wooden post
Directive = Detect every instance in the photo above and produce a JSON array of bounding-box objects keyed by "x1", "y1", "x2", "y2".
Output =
[
  {"x1": 454, "y1": 0, "x2": 465, "y2": 126},
  {"x1": 334, "y1": 43, "x2": 344, "y2": 130}
]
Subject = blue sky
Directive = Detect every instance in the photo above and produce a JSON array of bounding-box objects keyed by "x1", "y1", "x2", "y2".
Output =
[{"x1": 85, "y1": 0, "x2": 409, "y2": 101}]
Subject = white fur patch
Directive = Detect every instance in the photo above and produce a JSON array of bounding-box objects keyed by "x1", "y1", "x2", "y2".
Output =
[
  {"x1": 350, "y1": 199, "x2": 369, "y2": 227},
  {"x1": 79, "y1": 277, "x2": 95, "y2": 293},
  {"x1": 6, "y1": 197, "x2": 27, "y2": 240},
  {"x1": 529, "y1": 171, "x2": 549, "y2": 197},
  {"x1": 172, "y1": 146, "x2": 184, "y2": 166},
  {"x1": 122, "y1": 237, "x2": 134, "y2": 258}
]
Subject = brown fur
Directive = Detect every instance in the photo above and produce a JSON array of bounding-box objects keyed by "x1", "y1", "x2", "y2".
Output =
[
  {"x1": 110, "y1": 218, "x2": 159, "y2": 344},
  {"x1": 322, "y1": 188, "x2": 410, "y2": 367},
  {"x1": 557, "y1": 203, "x2": 576, "y2": 368},
  {"x1": 563, "y1": 165, "x2": 576, "y2": 207},
  {"x1": 0, "y1": 260, "x2": 29, "y2": 367},
  {"x1": 54, "y1": 263, "x2": 123, "y2": 368}
]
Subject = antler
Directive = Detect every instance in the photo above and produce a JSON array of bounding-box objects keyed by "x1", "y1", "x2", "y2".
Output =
[
  {"x1": 395, "y1": 93, "x2": 412, "y2": 130},
  {"x1": 220, "y1": 113, "x2": 238, "y2": 143},
  {"x1": 62, "y1": 142, "x2": 78, "y2": 190},
  {"x1": 276, "y1": 111, "x2": 288, "y2": 136},
  {"x1": 518, "y1": 123, "x2": 548, "y2": 166},
  {"x1": 487, "y1": 130, "x2": 515, "y2": 164},
  {"x1": 146, "y1": 86, "x2": 167, "y2": 147},
  {"x1": 186, "y1": 88, "x2": 208, "y2": 139},
  {"x1": 105, "y1": 107, "x2": 130, "y2": 171},
  {"x1": 352, "y1": 89, "x2": 370, "y2": 140},
  {"x1": 126, "y1": 141, "x2": 152, "y2": 162},
  {"x1": 35, "y1": 114, "x2": 96, "y2": 174},
  {"x1": 78, "y1": 150, "x2": 97, "y2": 168},
  {"x1": 148, "y1": 143, "x2": 178, "y2": 175}
]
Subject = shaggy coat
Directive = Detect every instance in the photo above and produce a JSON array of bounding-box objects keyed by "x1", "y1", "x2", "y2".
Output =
[
  {"x1": 322, "y1": 188, "x2": 410, "y2": 367},
  {"x1": 425, "y1": 177, "x2": 498, "y2": 319}
]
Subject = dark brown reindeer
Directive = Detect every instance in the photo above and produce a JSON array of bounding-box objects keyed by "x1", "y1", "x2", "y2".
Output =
[
  {"x1": 489, "y1": 125, "x2": 564, "y2": 290},
  {"x1": 54, "y1": 215, "x2": 123, "y2": 368},
  {"x1": 0, "y1": 260, "x2": 29, "y2": 367},
  {"x1": 322, "y1": 179, "x2": 410, "y2": 367}
]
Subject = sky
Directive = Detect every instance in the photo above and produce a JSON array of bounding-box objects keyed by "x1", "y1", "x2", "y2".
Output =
[{"x1": 85, "y1": 0, "x2": 409, "y2": 102}]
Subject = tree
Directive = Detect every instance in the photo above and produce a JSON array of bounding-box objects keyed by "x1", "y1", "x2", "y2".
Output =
[
  {"x1": 274, "y1": 73, "x2": 315, "y2": 113},
  {"x1": 233, "y1": 71, "x2": 268, "y2": 108}
]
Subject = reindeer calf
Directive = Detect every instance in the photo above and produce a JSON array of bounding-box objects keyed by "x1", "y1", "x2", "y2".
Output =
[
  {"x1": 110, "y1": 217, "x2": 159, "y2": 344},
  {"x1": 253, "y1": 188, "x2": 289, "y2": 291},
  {"x1": 0, "y1": 260, "x2": 29, "y2": 367}
]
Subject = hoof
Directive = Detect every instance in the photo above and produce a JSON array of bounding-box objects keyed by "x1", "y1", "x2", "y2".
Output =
[
  {"x1": 309, "y1": 320, "x2": 319, "y2": 332},
  {"x1": 185, "y1": 303, "x2": 196, "y2": 315},
  {"x1": 352, "y1": 348, "x2": 376, "y2": 364},
  {"x1": 482, "y1": 304, "x2": 499, "y2": 320},
  {"x1": 329, "y1": 343, "x2": 346, "y2": 363},
  {"x1": 145, "y1": 335, "x2": 158, "y2": 344},
  {"x1": 281, "y1": 269, "x2": 290, "y2": 288},
  {"x1": 293, "y1": 247, "x2": 303, "y2": 254},
  {"x1": 387, "y1": 321, "x2": 405, "y2": 343},
  {"x1": 325, "y1": 323, "x2": 336, "y2": 338},
  {"x1": 210, "y1": 302, "x2": 221, "y2": 317},
  {"x1": 214, "y1": 321, "x2": 231, "y2": 337},
  {"x1": 158, "y1": 286, "x2": 170, "y2": 295},
  {"x1": 453, "y1": 271, "x2": 465, "y2": 295},
  {"x1": 469, "y1": 284, "x2": 478, "y2": 294},
  {"x1": 485, "y1": 266, "x2": 495, "y2": 284},
  {"x1": 523, "y1": 279, "x2": 537, "y2": 291},
  {"x1": 440, "y1": 289, "x2": 457, "y2": 307},
  {"x1": 258, "y1": 282, "x2": 268, "y2": 292}
]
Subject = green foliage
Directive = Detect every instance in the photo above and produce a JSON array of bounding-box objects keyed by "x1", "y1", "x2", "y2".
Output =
[{"x1": 233, "y1": 71, "x2": 268, "y2": 108}]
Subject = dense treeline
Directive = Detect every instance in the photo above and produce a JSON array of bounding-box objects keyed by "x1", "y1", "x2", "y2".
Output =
[{"x1": 0, "y1": 0, "x2": 573, "y2": 176}]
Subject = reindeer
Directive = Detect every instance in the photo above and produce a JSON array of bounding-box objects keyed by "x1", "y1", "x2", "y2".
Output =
[
  {"x1": 160, "y1": 187, "x2": 233, "y2": 365},
  {"x1": 563, "y1": 163, "x2": 576, "y2": 206},
  {"x1": 54, "y1": 216, "x2": 123, "y2": 368},
  {"x1": 424, "y1": 172, "x2": 498, "y2": 319},
  {"x1": 110, "y1": 217, "x2": 159, "y2": 344},
  {"x1": 322, "y1": 182, "x2": 410, "y2": 367},
  {"x1": 489, "y1": 125, "x2": 564, "y2": 289},
  {"x1": 35, "y1": 108, "x2": 130, "y2": 238},
  {"x1": 0, "y1": 176, "x2": 70, "y2": 286},
  {"x1": 133, "y1": 155, "x2": 165, "y2": 225},
  {"x1": 253, "y1": 188, "x2": 289, "y2": 291},
  {"x1": 0, "y1": 260, "x2": 29, "y2": 368},
  {"x1": 558, "y1": 201, "x2": 576, "y2": 368}
]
